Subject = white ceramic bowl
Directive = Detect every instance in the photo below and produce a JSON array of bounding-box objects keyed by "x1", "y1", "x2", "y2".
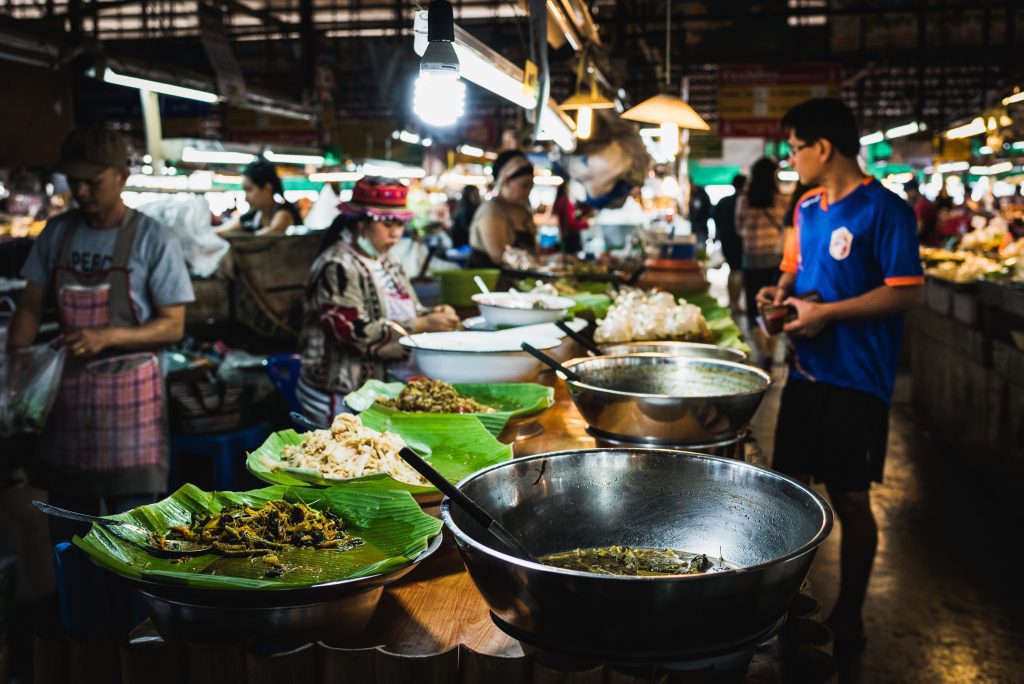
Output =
[
  {"x1": 399, "y1": 331, "x2": 562, "y2": 383},
  {"x1": 472, "y1": 292, "x2": 576, "y2": 329}
]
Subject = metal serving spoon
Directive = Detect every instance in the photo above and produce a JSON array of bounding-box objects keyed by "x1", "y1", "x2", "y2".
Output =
[
  {"x1": 289, "y1": 412, "x2": 537, "y2": 562},
  {"x1": 33, "y1": 501, "x2": 212, "y2": 557}
]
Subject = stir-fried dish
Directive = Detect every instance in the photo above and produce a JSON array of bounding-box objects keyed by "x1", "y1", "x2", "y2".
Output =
[
  {"x1": 281, "y1": 413, "x2": 428, "y2": 486},
  {"x1": 540, "y1": 546, "x2": 721, "y2": 576},
  {"x1": 378, "y1": 379, "x2": 496, "y2": 414},
  {"x1": 150, "y1": 500, "x2": 364, "y2": 557}
]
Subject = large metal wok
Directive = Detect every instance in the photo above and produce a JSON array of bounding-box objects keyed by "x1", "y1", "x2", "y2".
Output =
[
  {"x1": 441, "y1": 449, "x2": 832, "y2": 661},
  {"x1": 563, "y1": 354, "x2": 770, "y2": 444},
  {"x1": 134, "y1": 532, "x2": 443, "y2": 645},
  {"x1": 598, "y1": 340, "x2": 747, "y2": 363}
]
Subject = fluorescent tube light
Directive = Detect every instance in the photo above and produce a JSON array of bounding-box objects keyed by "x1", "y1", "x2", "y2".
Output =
[
  {"x1": 885, "y1": 122, "x2": 926, "y2": 139},
  {"x1": 181, "y1": 147, "x2": 257, "y2": 165},
  {"x1": 937, "y1": 161, "x2": 970, "y2": 172},
  {"x1": 309, "y1": 171, "x2": 364, "y2": 183},
  {"x1": 102, "y1": 68, "x2": 219, "y2": 103},
  {"x1": 1003, "y1": 91, "x2": 1024, "y2": 106},
  {"x1": 778, "y1": 170, "x2": 800, "y2": 182},
  {"x1": 533, "y1": 175, "x2": 564, "y2": 186},
  {"x1": 970, "y1": 162, "x2": 1013, "y2": 175},
  {"x1": 945, "y1": 118, "x2": 986, "y2": 140},
  {"x1": 457, "y1": 144, "x2": 485, "y2": 157},
  {"x1": 265, "y1": 150, "x2": 325, "y2": 166},
  {"x1": 361, "y1": 162, "x2": 426, "y2": 179},
  {"x1": 859, "y1": 131, "x2": 884, "y2": 145}
]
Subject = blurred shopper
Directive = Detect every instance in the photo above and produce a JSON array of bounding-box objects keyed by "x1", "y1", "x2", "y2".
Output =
[
  {"x1": 6, "y1": 126, "x2": 194, "y2": 538},
  {"x1": 296, "y1": 177, "x2": 459, "y2": 425},
  {"x1": 688, "y1": 184, "x2": 712, "y2": 247},
  {"x1": 757, "y1": 98, "x2": 924, "y2": 647},
  {"x1": 904, "y1": 181, "x2": 936, "y2": 242},
  {"x1": 553, "y1": 177, "x2": 590, "y2": 255},
  {"x1": 737, "y1": 158, "x2": 787, "y2": 337},
  {"x1": 218, "y1": 159, "x2": 302, "y2": 235},
  {"x1": 450, "y1": 185, "x2": 481, "y2": 248},
  {"x1": 468, "y1": 150, "x2": 537, "y2": 267},
  {"x1": 713, "y1": 174, "x2": 747, "y2": 313}
]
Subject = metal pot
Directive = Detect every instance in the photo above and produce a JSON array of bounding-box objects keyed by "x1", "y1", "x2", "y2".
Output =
[
  {"x1": 441, "y1": 449, "x2": 832, "y2": 661},
  {"x1": 136, "y1": 532, "x2": 444, "y2": 645},
  {"x1": 598, "y1": 340, "x2": 747, "y2": 363},
  {"x1": 563, "y1": 354, "x2": 770, "y2": 444}
]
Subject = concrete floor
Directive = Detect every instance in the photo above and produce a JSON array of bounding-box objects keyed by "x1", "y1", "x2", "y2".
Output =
[{"x1": 751, "y1": 367, "x2": 1024, "y2": 684}]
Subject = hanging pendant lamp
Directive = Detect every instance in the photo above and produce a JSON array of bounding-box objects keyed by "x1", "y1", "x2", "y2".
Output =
[
  {"x1": 559, "y1": 55, "x2": 615, "y2": 141},
  {"x1": 621, "y1": 0, "x2": 709, "y2": 133}
]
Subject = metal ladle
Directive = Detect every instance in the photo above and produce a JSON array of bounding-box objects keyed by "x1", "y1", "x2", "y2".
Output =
[{"x1": 32, "y1": 501, "x2": 212, "y2": 557}]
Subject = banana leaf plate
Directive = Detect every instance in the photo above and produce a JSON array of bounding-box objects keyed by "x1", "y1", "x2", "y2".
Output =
[
  {"x1": 343, "y1": 380, "x2": 555, "y2": 438},
  {"x1": 72, "y1": 484, "x2": 443, "y2": 642},
  {"x1": 246, "y1": 411, "x2": 515, "y2": 504}
]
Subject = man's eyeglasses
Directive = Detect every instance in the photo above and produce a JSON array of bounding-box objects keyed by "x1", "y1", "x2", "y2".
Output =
[{"x1": 788, "y1": 141, "x2": 817, "y2": 158}]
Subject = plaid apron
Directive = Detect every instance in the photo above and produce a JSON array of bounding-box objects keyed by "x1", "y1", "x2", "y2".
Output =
[{"x1": 42, "y1": 210, "x2": 165, "y2": 472}]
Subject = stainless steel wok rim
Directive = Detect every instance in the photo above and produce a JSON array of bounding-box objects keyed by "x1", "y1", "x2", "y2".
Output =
[
  {"x1": 597, "y1": 341, "x2": 749, "y2": 362},
  {"x1": 562, "y1": 354, "x2": 772, "y2": 400},
  {"x1": 441, "y1": 448, "x2": 834, "y2": 582}
]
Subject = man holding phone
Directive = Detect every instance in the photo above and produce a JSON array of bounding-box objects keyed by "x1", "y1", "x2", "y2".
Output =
[{"x1": 757, "y1": 98, "x2": 923, "y2": 647}]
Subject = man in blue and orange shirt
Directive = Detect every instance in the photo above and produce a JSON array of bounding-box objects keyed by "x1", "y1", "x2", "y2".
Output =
[{"x1": 757, "y1": 98, "x2": 924, "y2": 647}]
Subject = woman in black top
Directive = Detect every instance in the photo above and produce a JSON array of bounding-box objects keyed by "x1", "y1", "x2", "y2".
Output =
[{"x1": 219, "y1": 159, "x2": 302, "y2": 235}]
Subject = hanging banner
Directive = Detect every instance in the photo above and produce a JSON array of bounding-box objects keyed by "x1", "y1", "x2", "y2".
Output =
[{"x1": 718, "y1": 64, "x2": 840, "y2": 138}]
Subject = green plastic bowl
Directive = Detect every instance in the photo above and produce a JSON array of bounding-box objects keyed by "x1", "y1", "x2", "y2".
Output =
[{"x1": 434, "y1": 269, "x2": 500, "y2": 307}]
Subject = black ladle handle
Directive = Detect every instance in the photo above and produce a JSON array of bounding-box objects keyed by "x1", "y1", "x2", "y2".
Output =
[
  {"x1": 396, "y1": 447, "x2": 537, "y2": 563},
  {"x1": 520, "y1": 342, "x2": 582, "y2": 383},
  {"x1": 555, "y1": 321, "x2": 601, "y2": 356},
  {"x1": 33, "y1": 500, "x2": 122, "y2": 528},
  {"x1": 291, "y1": 411, "x2": 325, "y2": 432}
]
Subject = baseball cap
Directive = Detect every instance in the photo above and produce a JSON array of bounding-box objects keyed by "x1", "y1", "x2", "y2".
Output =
[{"x1": 54, "y1": 126, "x2": 130, "y2": 180}]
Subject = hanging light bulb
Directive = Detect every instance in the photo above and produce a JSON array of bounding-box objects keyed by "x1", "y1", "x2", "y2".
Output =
[
  {"x1": 413, "y1": 0, "x2": 465, "y2": 127},
  {"x1": 576, "y1": 106, "x2": 593, "y2": 140},
  {"x1": 660, "y1": 121, "x2": 680, "y2": 158},
  {"x1": 559, "y1": 61, "x2": 614, "y2": 142}
]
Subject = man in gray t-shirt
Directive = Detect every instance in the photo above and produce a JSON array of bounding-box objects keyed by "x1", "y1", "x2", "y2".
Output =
[
  {"x1": 20, "y1": 209, "x2": 195, "y2": 324},
  {"x1": 6, "y1": 126, "x2": 195, "y2": 527}
]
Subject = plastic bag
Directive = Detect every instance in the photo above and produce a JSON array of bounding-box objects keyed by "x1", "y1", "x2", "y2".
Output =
[
  {"x1": 0, "y1": 344, "x2": 67, "y2": 436},
  {"x1": 135, "y1": 196, "x2": 230, "y2": 277}
]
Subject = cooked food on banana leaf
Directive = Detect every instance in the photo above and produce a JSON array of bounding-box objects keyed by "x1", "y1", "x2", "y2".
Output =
[
  {"x1": 540, "y1": 546, "x2": 727, "y2": 576},
  {"x1": 280, "y1": 413, "x2": 429, "y2": 486},
  {"x1": 149, "y1": 500, "x2": 363, "y2": 557},
  {"x1": 594, "y1": 290, "x2": 712, "y2": 345},
  {"x1": 377, "y1": 379, "x2": 496, "y2": 414}
]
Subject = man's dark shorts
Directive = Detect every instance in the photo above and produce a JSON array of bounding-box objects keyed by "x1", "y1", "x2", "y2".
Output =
[{"x1": 772, "y1": 378, "x2": 889, "y2": 492}]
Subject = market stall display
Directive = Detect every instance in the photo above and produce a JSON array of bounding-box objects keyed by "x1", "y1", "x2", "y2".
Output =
[
  {"x1": 344, "y1": 379, "x2": 554, "y2": 437},
  {"x1": 246, "y1": 409, "x2": 513, "y2": 495},
  {"x1": 593, "y1": 289, "x2": 713, "y2": 344}
]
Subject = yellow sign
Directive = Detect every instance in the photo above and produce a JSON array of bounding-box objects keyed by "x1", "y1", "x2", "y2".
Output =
[{"x1": 523, "y1": 60, "x2": 538, "y2": 102}]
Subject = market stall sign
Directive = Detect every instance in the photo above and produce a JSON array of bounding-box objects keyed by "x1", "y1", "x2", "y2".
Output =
[
  {"x1": 718, "y1": 64, "x2": 840, "y2": 138},
  {"x1": 688, "y1": 161, "x2": 742, "y2": 187},
  {"x1": 688, "y1": 131, "x2": 724, "y2": 160}
]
